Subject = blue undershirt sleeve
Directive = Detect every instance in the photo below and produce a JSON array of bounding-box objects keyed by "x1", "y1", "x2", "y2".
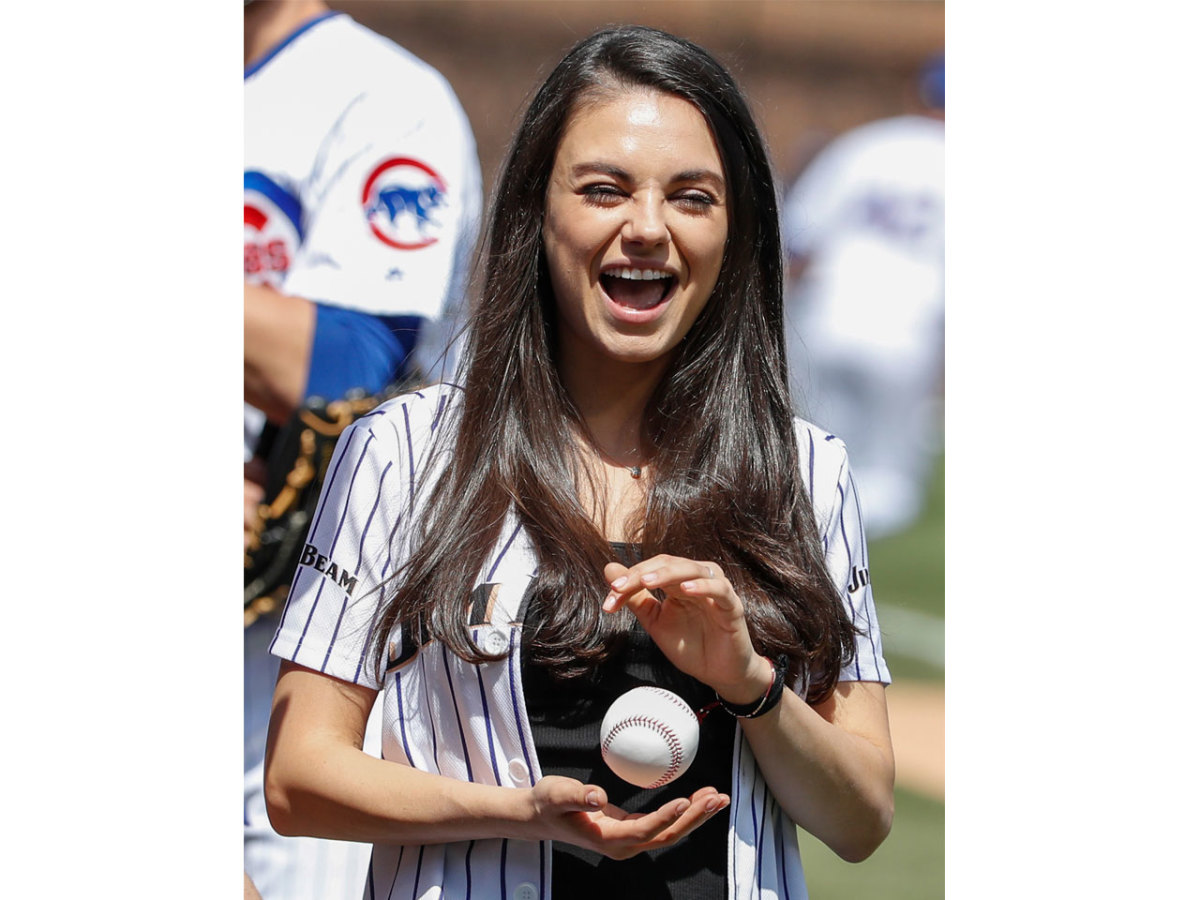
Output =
[{"x1": 304, "y1": 303, "x2": 425, "y2": 401}]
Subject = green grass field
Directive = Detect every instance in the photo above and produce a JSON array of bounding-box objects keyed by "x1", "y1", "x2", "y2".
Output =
[
  {"x1": 870, "y1": 454, "x2": 945, "y2": 683},
  {"x1": 798, "y1": 454, "x2": 945, "y2": 897}
]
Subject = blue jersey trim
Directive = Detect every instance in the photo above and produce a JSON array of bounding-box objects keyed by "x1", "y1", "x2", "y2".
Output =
[
  {"x1": 244, "y1": 170, "x2": 304, "y2": 240},
  {"x1": 244, "y1": 10, "x2": 342, "y2": 80}
]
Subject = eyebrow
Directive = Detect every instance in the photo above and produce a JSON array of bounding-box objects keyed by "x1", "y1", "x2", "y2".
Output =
[{"x1": 570, "y1": 162, "x2": 726, "y2": 191}]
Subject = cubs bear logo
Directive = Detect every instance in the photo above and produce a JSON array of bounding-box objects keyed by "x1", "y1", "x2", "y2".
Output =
[{"x1": 362, "y1": 157, "x2": 447, "y2": 250}]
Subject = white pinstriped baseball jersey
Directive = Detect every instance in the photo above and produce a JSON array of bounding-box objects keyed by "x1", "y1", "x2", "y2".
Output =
[{"x1": 270, "y1": 383, "x2": 889, "y2": 900}]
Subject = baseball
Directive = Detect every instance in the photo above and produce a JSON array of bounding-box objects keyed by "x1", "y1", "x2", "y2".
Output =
[{"x1": 600, "y1": 686, "x2": 700, "y2": 789}]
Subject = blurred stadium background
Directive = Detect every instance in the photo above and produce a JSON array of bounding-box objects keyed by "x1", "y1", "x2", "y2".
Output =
[
  {"x1": 334, "y1": 0, "x2": 943, "y2": 194},
  {"x1": 330, "y1": 2, "x2": 945, "y2": 895}
]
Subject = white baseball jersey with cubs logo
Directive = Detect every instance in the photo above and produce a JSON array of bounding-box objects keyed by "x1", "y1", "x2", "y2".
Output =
[
  {"x1": 270, "y1": 384, "x2": 889, "y2": 899},
  {"x1": 244, "y1": 13, "x2": 481, "y2": 900},
  {"x1": 244, "y1": 9, "x2": 482, "y2": 459}
]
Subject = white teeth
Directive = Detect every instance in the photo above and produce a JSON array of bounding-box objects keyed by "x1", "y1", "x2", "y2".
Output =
[{"x1": 606, "y1": 267, "x2": 671, "y2": 281}]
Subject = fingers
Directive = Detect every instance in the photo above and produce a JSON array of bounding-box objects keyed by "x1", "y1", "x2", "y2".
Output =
[
  {"x1": 650, "y1": 787, "x2": 729, "y2": 835},
  {"x1": 610, "y1": 789, "x2": 731, "y2": 856},
  {"x1": 534, "y1": 774, "x2": 731, "y2": 859},
  {"x1": 603, "y1": 560, "x2": 629, "y2": 586},
  {"x1": 664, "y1": 788, "x2": 731, "y2": 842},
  {"x1": 602, "y1": 555, "x2": 733, "y2": 613},
  {"x1": 244, "y1": 477, "x2": 266, "y2": 552},
  {"x1": 590, "y1": 789, "x2": 731, "y2": 859}
]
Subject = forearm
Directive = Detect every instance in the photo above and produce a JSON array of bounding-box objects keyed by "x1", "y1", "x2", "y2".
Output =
[
  {"x1": 739, "y1": 682, "x2": 894, "y2": 862},
  {"x1": 244, "y1": 282, "x2": 315, "y2": 424},
  {"x1": 264, "y1": 661, "x2": 534, "y2": 845},
  {"x1": 264, "y1": 740, "x2": 536, "y2": 846}
]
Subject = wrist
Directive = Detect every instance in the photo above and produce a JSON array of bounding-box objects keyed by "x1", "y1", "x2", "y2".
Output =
[
  {"x1": 510, "y1": 787, "x2": 542, "y2": 841},
  {"x1": 714, "y1": 654, "x2": 789, "y2": 719},
  {"x1": 713, "y1": 655, "x2": 776, "y2": 707}
]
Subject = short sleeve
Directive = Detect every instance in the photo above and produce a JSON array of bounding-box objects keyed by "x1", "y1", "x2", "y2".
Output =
[
  {"x1": 281, "y1": 77, "x2": 482, "y2": 328},
  {"x1": 269, "y1": 398, "x2": 430, "y2": 690},
  {"x1": 800, "y1": 425, "x2": 891, "y2": 685}
]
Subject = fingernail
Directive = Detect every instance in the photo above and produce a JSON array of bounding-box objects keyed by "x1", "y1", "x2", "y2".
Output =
[
  {"x1": 674, "y1": 800, "x2": 689, "y2": 817},
  {"x1": 586, "y1": 791, "x2": 601, "y2": 807},
  {"x1": 610, "y1": 576, "x2": 627, "y2": 589},
  {"x1": 705, "y1": 797, "x2": 721, "y2": 812},
  {"x1": 642, "y1": 571, "x2": 659, "y2": 585},
  {"x1": 680, "y1": 580, "x2": 695, "y2": 591},
  {"x1": 602, "y1": 595, "x2": 616, "y2": 612}
]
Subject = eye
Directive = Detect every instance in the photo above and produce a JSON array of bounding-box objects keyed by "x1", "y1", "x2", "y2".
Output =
[
  {"x1": 672, "y1": 190, "x2": 717, "y2": 213},
  {"x1": 580, "y1": 183, "x2": 626, "y2": 206}
]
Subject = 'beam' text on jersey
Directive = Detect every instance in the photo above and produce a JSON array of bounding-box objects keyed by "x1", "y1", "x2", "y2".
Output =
[{"x1": 299, "y1": 543, "x2": 359, "y2": 596}]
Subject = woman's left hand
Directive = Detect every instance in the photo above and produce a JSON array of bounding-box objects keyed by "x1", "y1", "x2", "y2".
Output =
[
  {"x1": 602, "y1": 555, "x2": 773, "y2": 703},
  {"x1": 604, "y1": 556, "x2": 895, "y2": 862}
]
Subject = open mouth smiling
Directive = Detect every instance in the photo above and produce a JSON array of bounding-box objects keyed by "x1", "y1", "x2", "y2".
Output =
[{"x1": 600, "y1": 267, "x2": 677, "y2": 310}]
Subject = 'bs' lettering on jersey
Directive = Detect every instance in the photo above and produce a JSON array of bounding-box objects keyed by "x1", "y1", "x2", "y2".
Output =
[{"x1": 244, "y1": 170, "x2": 303, "y2": 287}]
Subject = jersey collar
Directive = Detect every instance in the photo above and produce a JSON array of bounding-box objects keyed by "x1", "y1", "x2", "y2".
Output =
[{"x1": 244, "y1": 10, "x2": 342, "y2": 80}]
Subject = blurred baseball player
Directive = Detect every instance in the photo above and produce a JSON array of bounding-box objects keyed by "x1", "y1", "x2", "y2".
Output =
[
  {"x1": 781, "y1": 55, "x2": 944, "y2": 539},
  {"x1": 243, "y1": 2, "x2": 482, "y2": 897}
]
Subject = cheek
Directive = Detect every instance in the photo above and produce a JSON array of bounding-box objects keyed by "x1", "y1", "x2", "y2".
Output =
[
  {"x1": 543, "y1": 222, "x2": 590, "y2": 330},
  {"x1": 544, "y1": 210, "x2": 586, "y2": 277},
  {"x1": 688, "y1": 227, "x2": 729, "y2": 289},
  {"x1": 544, "y1": 264, "x2": 578, "y2": 326},
  {"x1": 542, "y1": 216, "x2": 572, "y2": 294}
]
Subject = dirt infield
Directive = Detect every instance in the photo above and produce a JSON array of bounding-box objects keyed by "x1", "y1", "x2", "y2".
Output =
[{"x1": 886, "y1": 681, "x2": 944, "y2": 801}]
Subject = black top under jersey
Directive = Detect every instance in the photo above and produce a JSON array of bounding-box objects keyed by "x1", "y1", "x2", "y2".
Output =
[{"x1": 520, "y1": 544, "x2": 736, "y2": 900}]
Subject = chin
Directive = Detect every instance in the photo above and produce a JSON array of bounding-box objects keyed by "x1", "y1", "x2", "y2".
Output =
[{"x1": 601, "y1": 334, "x2": 685, "y2": 367}]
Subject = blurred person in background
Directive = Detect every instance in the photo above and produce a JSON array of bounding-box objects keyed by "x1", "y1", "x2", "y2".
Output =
[
  {"x1": 243, "y1": 1, "x2": 482, "y2": 897},
  {"x1": 781, "y1": 55, "x2": 945, "y2": 539}
]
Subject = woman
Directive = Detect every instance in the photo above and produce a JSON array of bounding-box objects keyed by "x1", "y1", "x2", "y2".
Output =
[{"x1": 264, "y1": 25, "x2": 894, "y2": 899}]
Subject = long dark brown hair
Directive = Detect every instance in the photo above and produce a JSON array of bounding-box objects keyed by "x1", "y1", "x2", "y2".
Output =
[{"x1": 372, "y1": 25, "x2": 858, "y2": 703}]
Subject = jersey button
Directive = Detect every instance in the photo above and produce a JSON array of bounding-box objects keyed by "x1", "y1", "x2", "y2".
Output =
[
  {"x1": 483, "y1": 629, "x2": 509, "y2": 655},
  {"x1": 508, "y1": 758, "x2": 529, "y2": 785},
  {"x1": 513, "y1": 882, "x2": 538, "y2": 900}
]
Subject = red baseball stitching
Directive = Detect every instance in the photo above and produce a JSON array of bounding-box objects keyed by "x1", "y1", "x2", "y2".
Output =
[
  {"x1": 602, "y1": 715, "x2": 685, "y2": 789},
  {"x1": 645, "y1": 687, "x2": 697, "y2": 720}
]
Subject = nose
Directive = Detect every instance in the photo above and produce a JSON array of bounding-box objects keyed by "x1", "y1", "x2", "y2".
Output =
[{"x1": 621, "y1": 194, "x2": 669, "y2": 247}]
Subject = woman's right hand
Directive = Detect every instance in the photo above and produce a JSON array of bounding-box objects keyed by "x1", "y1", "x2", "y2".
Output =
[{"x1": 526, "y1": 775, "x2": 728, "y2": 859}]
